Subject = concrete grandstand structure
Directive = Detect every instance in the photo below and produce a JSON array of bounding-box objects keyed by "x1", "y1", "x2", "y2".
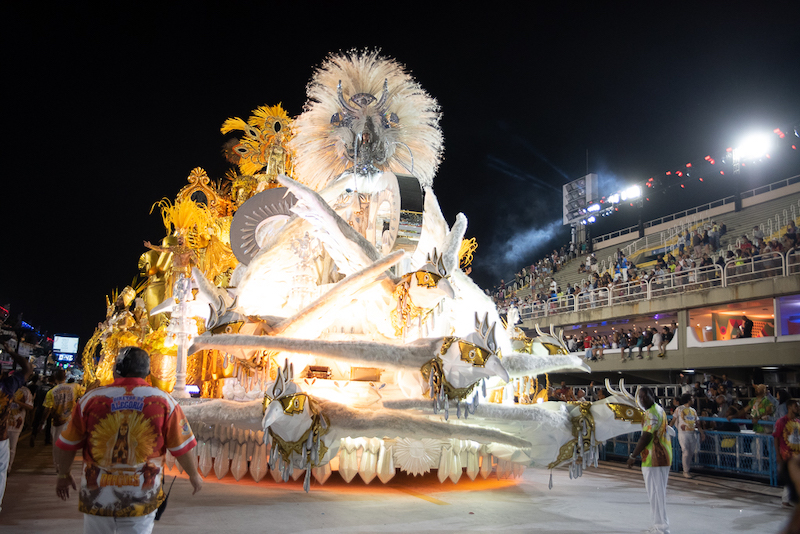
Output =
[{"x1": 516, "y1": 176, "x2": 800, "y2": 390}]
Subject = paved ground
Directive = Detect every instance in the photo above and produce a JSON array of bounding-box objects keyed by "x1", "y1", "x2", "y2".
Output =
[{"x1": 1, "y1": 431, "x2": 793, "y2": 533}]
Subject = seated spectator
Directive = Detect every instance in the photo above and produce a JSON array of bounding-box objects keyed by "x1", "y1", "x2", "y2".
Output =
[
  {"x1": 714, "y1": 394, "x2": 730, "y2": 417},
  {"x1": 649, "y1": 327, "x2": 662, "y2": 358},
  {"x1": 625, "y1": 329, "x2": 638, "y2": 360},
  {"x1": 555, "y1": 381, "x2": 575, "y2": 401},
  {"x1": 785, "y1": 220, "x2": 798, "y2": 248},
  {"x1": 636, "y1": 327, "x2": 652, "y2": 359},
  {"x1": 618, "y1": 331, "x2": 630, "y2": 362},
  {"x1": 716, "y1": 406, "x2": 741, "y2": 432},
  {"x1": 592, "y1": 338, "x2": 605, "y2": 361},
  {"x1": 658, "y1": 326, "x2": 671, "y2": 357},
  {"x1": 698, "y1": 408, "x2": 716, "y2": 432}
]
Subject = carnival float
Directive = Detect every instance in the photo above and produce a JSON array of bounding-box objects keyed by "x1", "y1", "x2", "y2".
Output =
[{"x1": 82, "y1": 50, "x2": 646, "y2": 491}]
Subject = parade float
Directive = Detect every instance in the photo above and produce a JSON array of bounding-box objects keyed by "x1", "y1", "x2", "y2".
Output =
[{"x1": 82, "y1": 50, "x2": 646, "y2": 491}]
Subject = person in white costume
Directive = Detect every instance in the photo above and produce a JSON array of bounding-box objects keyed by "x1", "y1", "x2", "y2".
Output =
[{"x1": 671, "y1": 393, "x2": 705, "y2": 478}]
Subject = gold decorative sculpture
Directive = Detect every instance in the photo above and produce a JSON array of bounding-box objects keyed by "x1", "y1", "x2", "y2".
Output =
[{"x1": 221, "y1": 104, "x2": 295, "y2": 195}]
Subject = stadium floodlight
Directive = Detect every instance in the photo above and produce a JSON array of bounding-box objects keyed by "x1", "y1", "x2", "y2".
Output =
[
  {"x1": 607, "y1": 193, "x2": 620, "y2": 204},
  {"x1": 587, "y1": 203, "x2": 601, "y2": 212},
  {"x1": 587, "y1": 216, "x2": 596, "y2": 223},
  {"x1": 735, "y1": 133, "x2": 772, "y2": 160},
  {"x1": 620, "y1": 185, "x2": 641, "y2": 201}
]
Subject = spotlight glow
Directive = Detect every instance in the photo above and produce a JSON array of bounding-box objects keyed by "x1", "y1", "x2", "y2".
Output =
[{"x1": 736, "y1": 133, "x2": 772, "y2": 160}]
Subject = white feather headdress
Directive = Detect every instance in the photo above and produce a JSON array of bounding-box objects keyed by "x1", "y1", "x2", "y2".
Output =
[{"x1": 290, "y1": 50, "x2": 443, "y2": 191}]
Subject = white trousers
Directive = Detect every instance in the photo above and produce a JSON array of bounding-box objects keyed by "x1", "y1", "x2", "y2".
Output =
[
  {"x1": 0, "y1": 438, "x2": 8, "y2": 513},
  {"x1": 678, "y1": 432, "x2": 698, "y2": 474},
  {"x1": 84, "y1": 511, "x2": 157, "y2": 534},
  {"x1": 642, "y1": 466, "x2": 670, "y2": 534},
  {"x1": 7, "y1": 428, "x2": 21, "y2": 469}
]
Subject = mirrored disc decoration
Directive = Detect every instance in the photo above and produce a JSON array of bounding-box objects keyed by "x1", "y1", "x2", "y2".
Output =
[{"x1": 230, "y1": 187, "x2": 297, "y2": 265}]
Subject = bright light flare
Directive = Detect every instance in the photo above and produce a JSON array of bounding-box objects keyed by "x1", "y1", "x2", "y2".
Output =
[
  {"x1": 620, "y1": 185, "x2": 640, "y2": 201},
  {"x1": 736, "y1": 133, "x2": 772, "y2": 160}
]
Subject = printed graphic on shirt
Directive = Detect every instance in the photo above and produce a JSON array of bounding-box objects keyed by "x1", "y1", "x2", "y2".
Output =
[
  {"x1": 91, "y1": 410, "x2": 157, "y2": 468},
  {"x1": 641, "y1": 404, "x2": 673, "y2": 468},
  {"x1": 10, "y1": 387, "x2": 32, "y2": 429},
  {"x1": 57, "y1": 380, "x2": 196, "y2": 518},
  {"x1": 784, "y1": 420, "x2": 800, "y2": 456},
  {"x1": 678, "y1": 406, "x2": 697, "y2": 432},
  {"x1": 44, "y1": 383, "x2": 81, "y2": 426}
]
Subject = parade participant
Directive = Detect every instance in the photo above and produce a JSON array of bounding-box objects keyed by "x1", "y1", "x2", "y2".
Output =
[
  {"x1": 54, "y1": 346, "x2": 202, "y2": 533},
  {"x1": 670, "y1": 393, "x2": 705, "y2": 478},
  {"x1": 774, "y1": 399, "x2": 800, "y2": 508},
  {"x1": 7, "y1": 376, "x2": 33, "y2": 468},
  {"x1": 41, "y1": 367, "x2": 83, "y2": 470},
  {"x1": 627, "y1": 386, "x2": 673, "y2": 534},
  {"x1": 0, "y1": 341, "x2": 33, "y2": 513}
]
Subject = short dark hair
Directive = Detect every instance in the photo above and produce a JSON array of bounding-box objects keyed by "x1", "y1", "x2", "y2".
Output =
[
  {"x1": 54, "y1": 368, "x2": 66, "y2": 382},
  {"x1": 680, "y1": 393, "x2": 693, "y2": 405},
  {"x1": 640, "y1": 386, "x2": 656, "y2": 402},
  {"x1": 115, "y1": 347, "x2": 150, "y2": 378}
]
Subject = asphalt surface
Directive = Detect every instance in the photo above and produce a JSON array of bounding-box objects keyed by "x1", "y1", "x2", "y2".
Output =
[{"x1": 1, "y1": 429, "x2": 792, "y2": 533}]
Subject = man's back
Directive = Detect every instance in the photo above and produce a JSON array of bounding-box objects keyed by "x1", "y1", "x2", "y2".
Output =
[
  {"x1": 58, "y1": 377, "x2": 196, "y2": 517},
  {"x1": 44, "y1": 382, "x2": 82, "y2": 426}
]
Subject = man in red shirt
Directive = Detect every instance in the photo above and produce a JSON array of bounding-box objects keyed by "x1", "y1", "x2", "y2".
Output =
[
  {"x1": 54, "y1": 347, "x2": 202, "y2": 533},
  {"x1": 773, "y1": 399, "x2": 800, "y2": 507}
]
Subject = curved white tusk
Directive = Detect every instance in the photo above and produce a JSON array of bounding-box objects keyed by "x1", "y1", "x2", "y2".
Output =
[{"x1": 618, "y1": 379, "x2": 636, "y2": 402}]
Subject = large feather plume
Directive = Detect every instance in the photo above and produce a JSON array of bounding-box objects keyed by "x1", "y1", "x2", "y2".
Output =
[{"x1": 290, "y1": 50, "x2": 443, "y2": 190}]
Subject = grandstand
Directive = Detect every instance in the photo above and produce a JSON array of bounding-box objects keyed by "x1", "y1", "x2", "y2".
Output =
[
  {"x1": 539, "y1": 183, "x2": 800, "y2": 293},
  {"x1": 514, "y1": 175, "x2": 800, "y2": 393}
]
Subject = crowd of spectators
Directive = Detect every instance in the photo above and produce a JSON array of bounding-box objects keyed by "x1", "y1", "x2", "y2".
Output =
[
  {"x1": 490, "y1": 217, "x2": 798, "y2": 318},
  {"x1": 487, "y1": 240, "x2": 583, "y2": 314},
  {"x1": 560, "y1": 325, "x2": 675, "y2": 362},
  {"x1": 666, "y1": 375, "x2": 793, "y2": 435}
]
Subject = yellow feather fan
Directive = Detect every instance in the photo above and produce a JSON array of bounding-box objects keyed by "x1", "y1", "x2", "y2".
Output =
[{"x1": 150, "y1": 197, "x2": 214, "y2": 238}]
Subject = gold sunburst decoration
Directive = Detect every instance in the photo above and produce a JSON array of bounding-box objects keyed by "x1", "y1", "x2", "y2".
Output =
[
  {"x1": 91, "y1": 411, "x2": 158, "y2": 467},
  {"x1": 221, "y1": 104, "x2": 295, "y2": 178}
]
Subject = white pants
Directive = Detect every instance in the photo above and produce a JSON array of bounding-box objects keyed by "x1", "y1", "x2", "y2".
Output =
[
  {"x1": 7, "y1": 428, "x2": 21, "y2": 469},
  {"x1": 642, "y1": 466, "x2": 670, "y2": 534},
  {"x1": 84, "y1": 511, "x2": 157, "y2": 534},
  {"x1": 678, "y1": 432, "x2": 698, "y2": 474},
  {"x1": 0, "y1": 438, "x2": 8, "y2": 513}
]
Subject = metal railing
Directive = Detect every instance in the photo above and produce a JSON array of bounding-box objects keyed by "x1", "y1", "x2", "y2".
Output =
[
  {"x1": 519, "y1": 263, "x2": 728, "y2": 320},
  {"x1": 592, "y1": 174, "x2": 800, "y2": 253},
  {"x1": 723, "y1": 254, "x2": 785, "y2": 286},
  {"x1": 600, "y1": 417, "x2": 779, "y2": 485}
]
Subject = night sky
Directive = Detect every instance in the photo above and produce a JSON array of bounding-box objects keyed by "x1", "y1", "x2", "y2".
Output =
[{"x1": 3, "y1": 4, "x2": 799, "y2": 350}]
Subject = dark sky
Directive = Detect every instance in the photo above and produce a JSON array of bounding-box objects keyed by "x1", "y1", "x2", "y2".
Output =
[{"x1": 2, "y1": 4, "x2": 799, "y2": 349}]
